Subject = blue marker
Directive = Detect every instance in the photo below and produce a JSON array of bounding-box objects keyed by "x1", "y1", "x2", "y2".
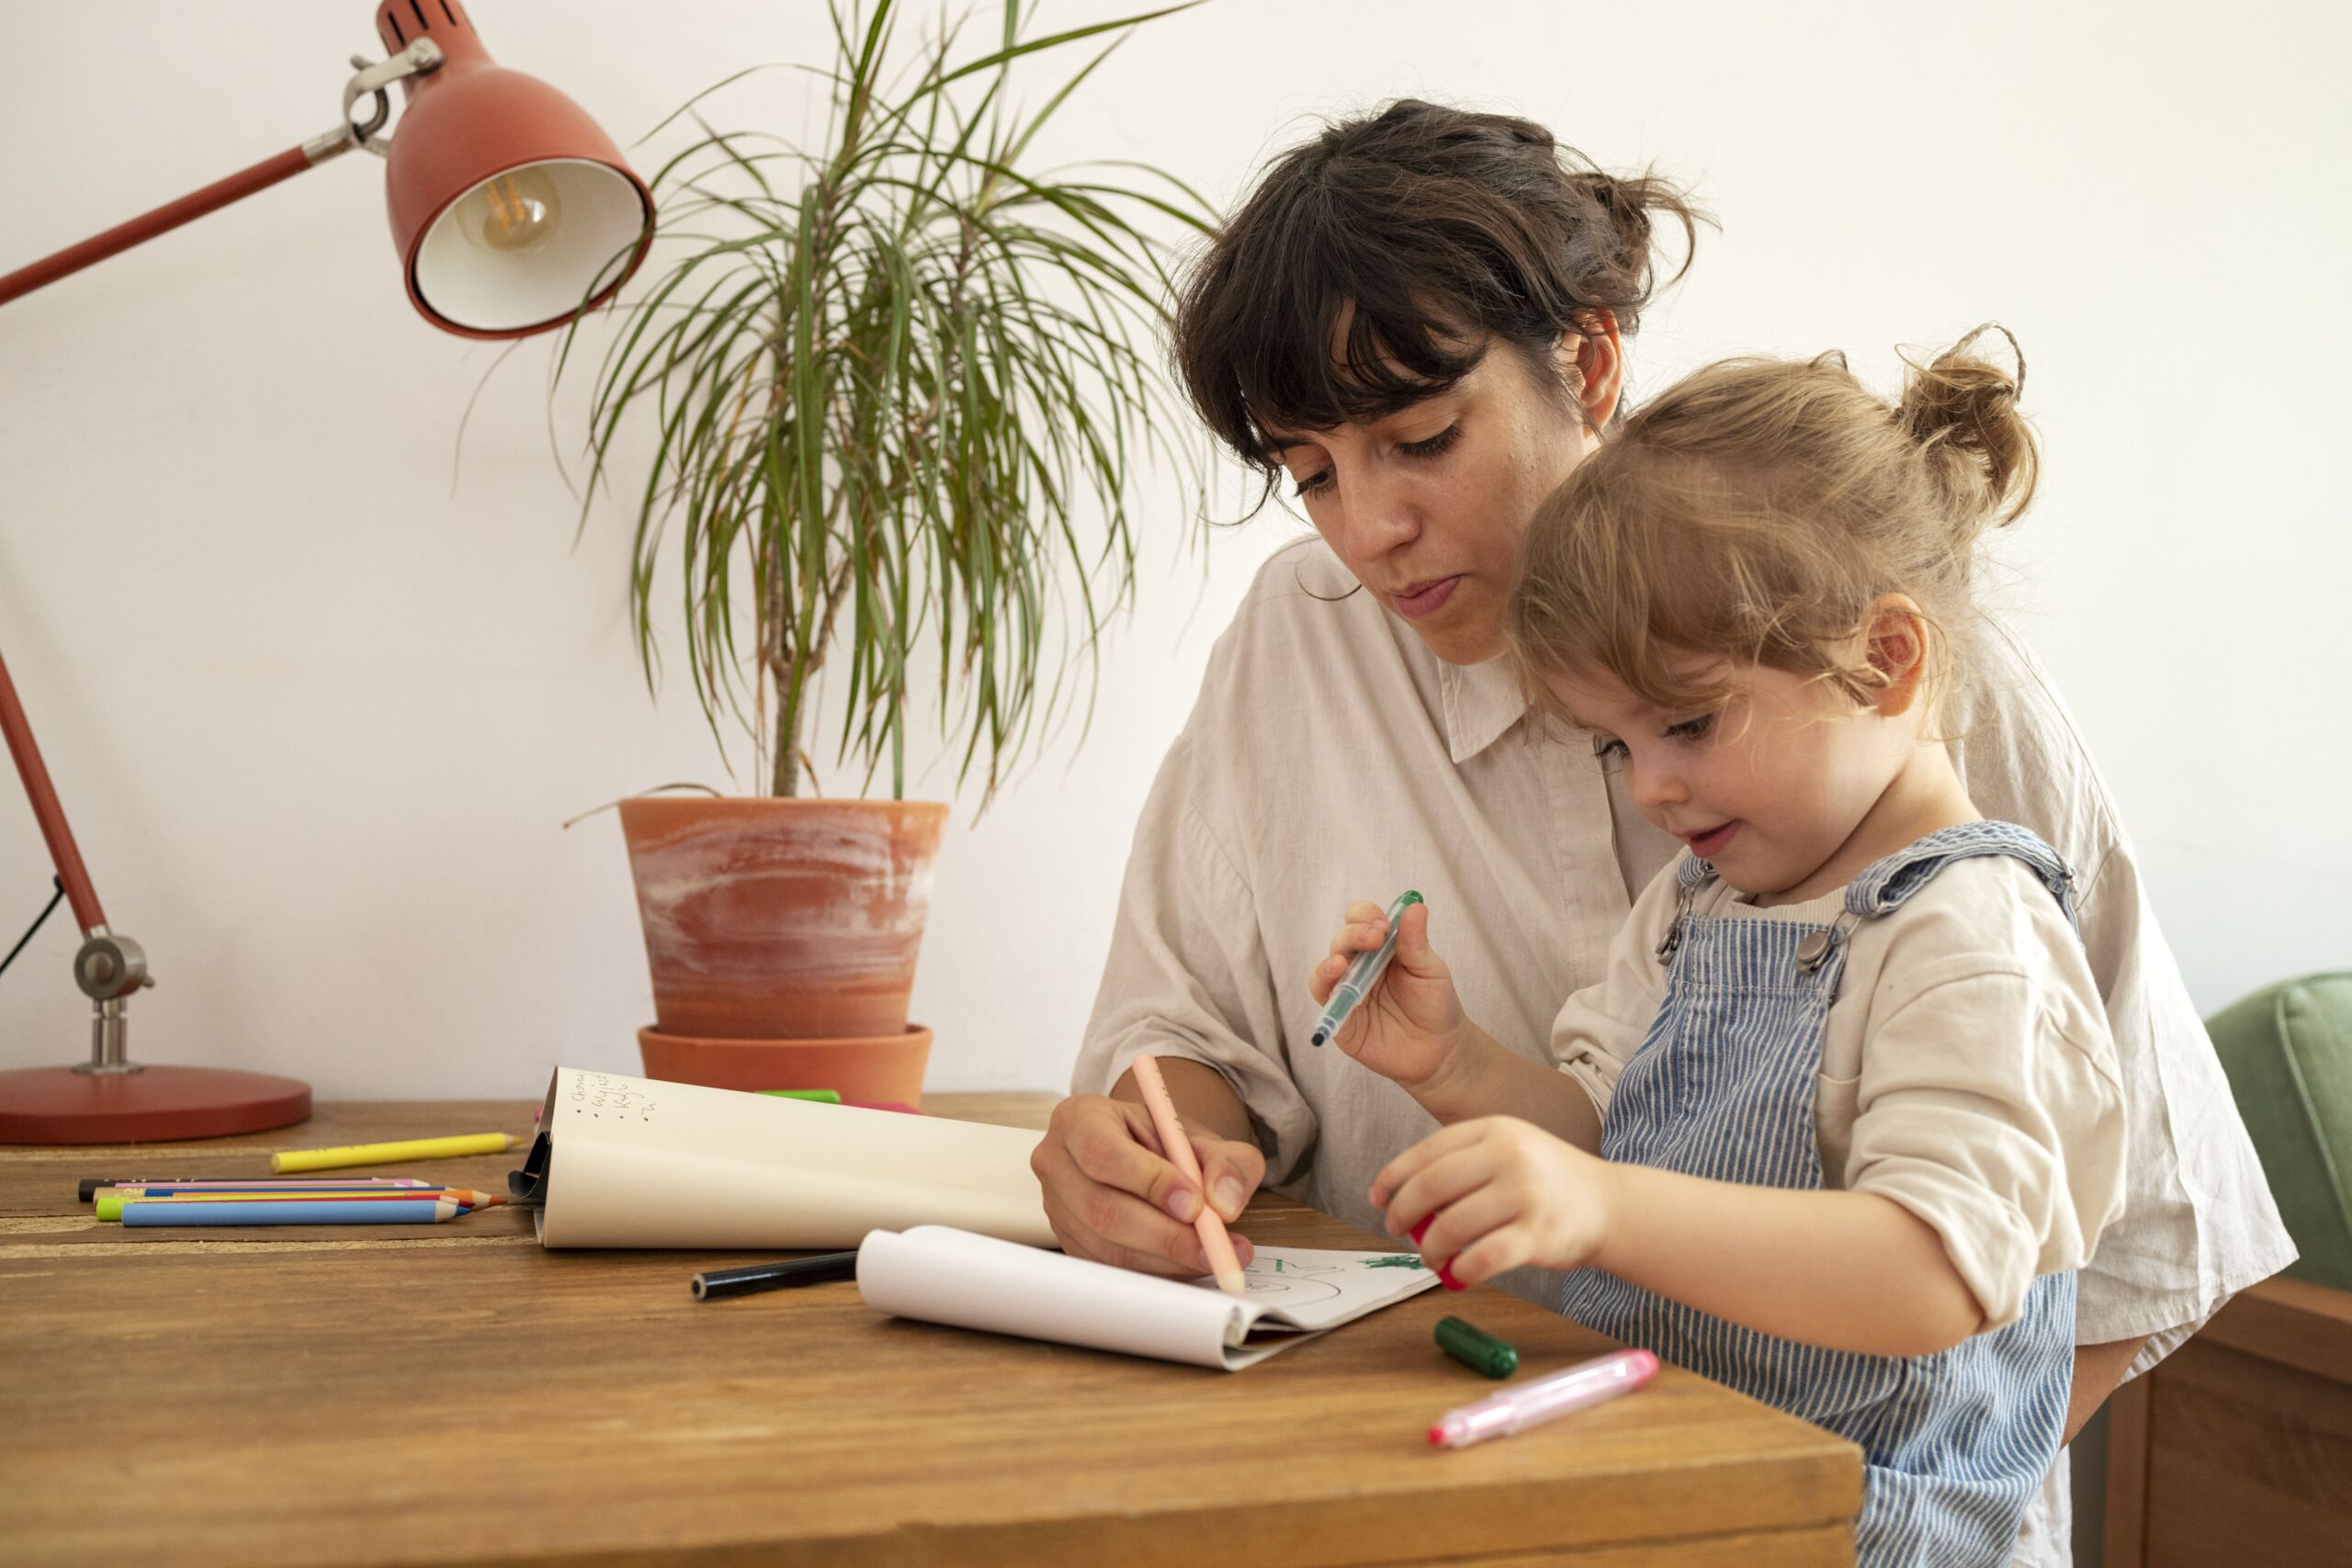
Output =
[{"x1": 1309, "y1": 890, "x2": 1424, "y2": 1047}]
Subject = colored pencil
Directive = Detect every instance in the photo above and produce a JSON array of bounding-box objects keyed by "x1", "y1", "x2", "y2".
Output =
[
  {"x1": 80, "y1": 1177, "x2": 435, "y2": 1201},
  {"x1": 119, "y1": 1198, "x2": 463, "y2": 1227},
  {"x1": 271, "y1": 1134, "x2": 517, "y2": 1173},
  {"x1": 104, "y1": 1186, "x2": 492, "y2": 1198},
  {"x1": 96, "y1": 1189, "x2": 501, "y2": 1221},
  {"x1": 99, "y1": 1180, "x2": 440, "y2": 1198},
  {"x1": 1129, "y1": 1054, "x2": 1249, "y2": 1296}
]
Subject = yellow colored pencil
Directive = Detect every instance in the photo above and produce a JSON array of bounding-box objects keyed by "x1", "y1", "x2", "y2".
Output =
[{"x1": 271, "y1": 1134, "x2": 517, "y2": 1173}]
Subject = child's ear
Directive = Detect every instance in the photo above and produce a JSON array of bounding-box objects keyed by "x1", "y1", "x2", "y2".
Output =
[{"x1": 1863, "y1": 595, "x2": 1933, "y2": 717}]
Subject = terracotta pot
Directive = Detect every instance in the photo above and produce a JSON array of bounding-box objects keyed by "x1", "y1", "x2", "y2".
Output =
[
  {"x1": 638, "y1": 1024, "x2": 932, "y2": 1108},
  {"x1": 618, "y1": 796, "x2": 948, "y2": 1041}
]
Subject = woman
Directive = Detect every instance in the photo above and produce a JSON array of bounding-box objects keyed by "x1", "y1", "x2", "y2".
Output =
[{"x1": 1034, "y1": 99, "x2": 2290, "y2": 1564}]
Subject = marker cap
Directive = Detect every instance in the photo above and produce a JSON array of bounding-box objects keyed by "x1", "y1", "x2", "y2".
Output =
[{"x1": 1435, "y1": 1315, "x2": 1519, "y2": 1379}]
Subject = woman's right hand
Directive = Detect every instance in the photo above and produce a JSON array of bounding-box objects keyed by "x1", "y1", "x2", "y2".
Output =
[
  {"x1": 1310, "y1": 899, "x2": 1471, "y2": 1094},
  {"x1": 1030, "y1": 1092, "x2": 1263, "y2": 1278}
]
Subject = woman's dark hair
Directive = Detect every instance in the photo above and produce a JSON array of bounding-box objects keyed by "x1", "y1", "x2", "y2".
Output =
[{"x1": 1173, "y1": 99, "x2": 1705, "y2": 474}]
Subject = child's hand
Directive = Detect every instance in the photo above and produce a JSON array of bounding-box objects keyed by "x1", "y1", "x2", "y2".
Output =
[
  {"x1": 1368, "y1": 1117, "x2": 1618, "y2": 1288},
  {"x1": 1309, "y1": 899, "x2": 1469, "y2": 1093}
]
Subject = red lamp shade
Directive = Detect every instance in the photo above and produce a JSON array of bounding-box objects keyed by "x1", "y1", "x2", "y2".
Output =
[{"x1": 375, "y1": 0, "x2": 653, "y2": 337}]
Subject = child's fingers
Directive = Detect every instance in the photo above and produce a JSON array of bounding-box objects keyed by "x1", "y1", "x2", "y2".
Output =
[
  {"x1": 1309, "y1": 951, "x2": 1385, "y2": 1008},
  {"x1": 1368, "y1": 1118, "x2": 1498, "y2": 1212},
  {"x1": 1328, "y1": 900, "x2": 1393, "y2": 959},
  {"x1": 1374, "y1": 1139, "x2": 1498, "y2": 1241},
  {"x1": 1308, "y1": 953, "x2": 1338, "y2": 1005},
  {"x1": 1389, "y1": 900, "x2": 1446, "y2": 976},
  {"x1": 1408, "y1": 1183, "x2": 1521, "y2": 1280},
  {"x1": 1443, "y1": 1221, "x2": 1540, "y2": 1290},
  {"x1": 1327, "y1": 919, "x2": 1388, "y2": 961},
  {"x1": 1316, "y1": 901, "x2": 1406, "y2": 1004}
]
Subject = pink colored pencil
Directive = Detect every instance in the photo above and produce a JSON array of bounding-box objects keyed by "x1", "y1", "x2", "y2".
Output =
[{"x1": 1129, "y1": 1054, "x2": 1249, "y2": 1296}]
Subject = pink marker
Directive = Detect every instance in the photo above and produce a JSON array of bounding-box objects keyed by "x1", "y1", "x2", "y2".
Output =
[{"x1": 1428, "y1": 1348, "x2": 1659, "y2": 1449}]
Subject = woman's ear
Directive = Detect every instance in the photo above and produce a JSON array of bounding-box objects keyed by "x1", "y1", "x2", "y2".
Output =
[
  {"x1": 1863, "y1": 594, "x2": 1933, "y2": 717},
  {"x1": 1555, "y1": 310, "x2": 1625, "y2": 429}
]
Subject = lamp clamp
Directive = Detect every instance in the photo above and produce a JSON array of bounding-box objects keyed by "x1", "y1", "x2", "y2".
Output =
[{"x1": 303, "y1": 37, "x2": 446, "y2": 164}]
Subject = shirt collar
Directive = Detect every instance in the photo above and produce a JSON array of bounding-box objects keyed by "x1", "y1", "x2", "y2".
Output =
[{"x1": 1439, "y1": 653, "x2": 1530, "y2": 763}]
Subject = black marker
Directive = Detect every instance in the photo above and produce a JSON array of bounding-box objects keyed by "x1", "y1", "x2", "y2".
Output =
[{"x1": 690, "y1": 1250, "x2": 861, "y2": 1301}]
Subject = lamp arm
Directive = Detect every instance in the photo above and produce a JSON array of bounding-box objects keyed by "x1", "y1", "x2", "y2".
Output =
[
  {"x1": 0, "y1": 39, "x2": 443, "y2": 310},
  {"x1": 0, "y1": 641, "x2": 155, "y2": 1059},
  {"x1": 0, "y1": 642, "x2": 108, "y2": 936}
]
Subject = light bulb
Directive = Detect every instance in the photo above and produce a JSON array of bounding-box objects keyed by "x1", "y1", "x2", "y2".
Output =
[{"x1": 458, "y1": 167, "x2": 564, "y2": 255}]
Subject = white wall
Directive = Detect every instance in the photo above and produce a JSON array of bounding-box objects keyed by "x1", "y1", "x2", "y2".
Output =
[{"x1": 4, "y1": 1, "x2": 2346, "y2": 1102}]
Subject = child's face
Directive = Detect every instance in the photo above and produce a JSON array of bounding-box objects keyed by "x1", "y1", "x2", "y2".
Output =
[{"x1": 1547, "y1": 654, "x2": 1917, "y2": 899}]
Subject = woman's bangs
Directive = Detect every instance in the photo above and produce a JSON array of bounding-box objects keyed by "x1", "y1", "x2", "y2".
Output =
[{"x1": 1227, "y1": 210, "x2": 1489, "y2": 460}]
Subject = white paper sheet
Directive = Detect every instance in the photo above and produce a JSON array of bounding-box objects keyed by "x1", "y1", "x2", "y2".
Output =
[
  {"x1": 530, "y1": 1068, "x2": 1057, "y2": 1250},
  {"x1": 857, "y1": 1225, "x2": 1441, "y2": 1369}
]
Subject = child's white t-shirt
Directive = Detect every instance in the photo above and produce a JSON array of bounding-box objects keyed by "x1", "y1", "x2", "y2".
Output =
[{"x1": 1552, "y1": 848, "x2": 2130, "y2": 1331}]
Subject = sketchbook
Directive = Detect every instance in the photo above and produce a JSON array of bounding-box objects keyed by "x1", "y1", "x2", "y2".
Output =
[
  {"x1": 857, "y1": 1224, "x2": 1442, "y2": 1370},
  {"x1": 517, "y1": 1067, "x2": 1057, "y2": 1250}
]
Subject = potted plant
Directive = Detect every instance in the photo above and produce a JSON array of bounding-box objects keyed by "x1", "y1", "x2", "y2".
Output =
[{"x1": 560, "y1": 2, "x2": 1206, "y2": 1104}]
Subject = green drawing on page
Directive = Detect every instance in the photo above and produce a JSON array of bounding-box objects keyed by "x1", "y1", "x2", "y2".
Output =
[{"x1": 1363, "y1": 1254, "x2": 1428, "y2": 1270}]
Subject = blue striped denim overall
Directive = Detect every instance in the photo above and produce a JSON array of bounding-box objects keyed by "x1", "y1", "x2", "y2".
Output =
[{"x1": 1559, "y1": 822, "x2": 2082, "y2": 1568}]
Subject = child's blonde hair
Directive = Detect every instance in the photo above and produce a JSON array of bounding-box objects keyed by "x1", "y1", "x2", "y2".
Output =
[{"x1": 1507, "y1": 325, "x2": 2039, "y2": 723}]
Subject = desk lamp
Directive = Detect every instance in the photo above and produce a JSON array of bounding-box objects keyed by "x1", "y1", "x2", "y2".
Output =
[{"x1": 0, "y1": 1, "x2": 654, "y2": 1142}]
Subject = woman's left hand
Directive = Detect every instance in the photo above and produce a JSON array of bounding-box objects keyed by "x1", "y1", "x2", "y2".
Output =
[{"x1": 1369, "y1": 1117, "x2": 1617, "y2": 1287}]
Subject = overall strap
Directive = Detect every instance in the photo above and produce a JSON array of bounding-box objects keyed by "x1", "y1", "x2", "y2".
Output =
[
  {"x1": 1795, "y1": 821, "x2": 2081, "y2": 995},
  {"x1": 1656, "y1": 853, "x2": 1720, "y2": 963},
  {"x1": 1845, "y1": 820, "x2": 2080, "y2": 933}
]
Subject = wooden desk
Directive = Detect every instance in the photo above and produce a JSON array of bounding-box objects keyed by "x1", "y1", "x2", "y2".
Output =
[{"x1": 1, "y1": 1098, "x2": 1860, "y2": 1567}]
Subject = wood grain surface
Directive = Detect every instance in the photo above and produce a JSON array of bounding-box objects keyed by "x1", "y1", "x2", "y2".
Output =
[{"x1": 0, "y1": 1097, "x2": 1860, "y2": 1567}]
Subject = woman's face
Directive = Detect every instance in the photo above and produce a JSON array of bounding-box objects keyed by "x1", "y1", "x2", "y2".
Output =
[{"x1": 1261, "y1": 332, "x2": 1616, "y2": 665}]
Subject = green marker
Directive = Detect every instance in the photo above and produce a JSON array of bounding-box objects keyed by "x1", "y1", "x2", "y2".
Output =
[
  {"x1": 1436, "y1": 1315, "x2": 1519, "y2": 1379},
  {"x1": 1309, "y1": 890, "x2": 1423, "y2": 1047},
  {"x1": 757, "y1": 1089, "x2": 842, "y2": 1103}
]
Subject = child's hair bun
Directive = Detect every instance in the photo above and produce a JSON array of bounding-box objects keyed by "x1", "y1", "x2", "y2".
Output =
[{"x1": 1895, "y1": 323, "x2": 2039, "y2": 542}]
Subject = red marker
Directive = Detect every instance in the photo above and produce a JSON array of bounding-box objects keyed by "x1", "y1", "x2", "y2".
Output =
[{"x1": 1410, "y1": 1215, "x2": 1464, "y2": 1292}]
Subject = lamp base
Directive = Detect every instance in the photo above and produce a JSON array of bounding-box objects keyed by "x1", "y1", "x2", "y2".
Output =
[{"x1": 0, "y1": 1064, "x2": 311, "y2": 1144}]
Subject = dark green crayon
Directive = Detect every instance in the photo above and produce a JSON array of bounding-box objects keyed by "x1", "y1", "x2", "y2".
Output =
[{"x1": 1435, "y1": 1315, "x2": 1519, "y2": 1379}]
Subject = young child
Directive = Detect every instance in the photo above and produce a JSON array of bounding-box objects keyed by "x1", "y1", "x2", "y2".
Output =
[{"x1": 1312, "y1": 330, "x2": 2127, "y2": 1567}]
